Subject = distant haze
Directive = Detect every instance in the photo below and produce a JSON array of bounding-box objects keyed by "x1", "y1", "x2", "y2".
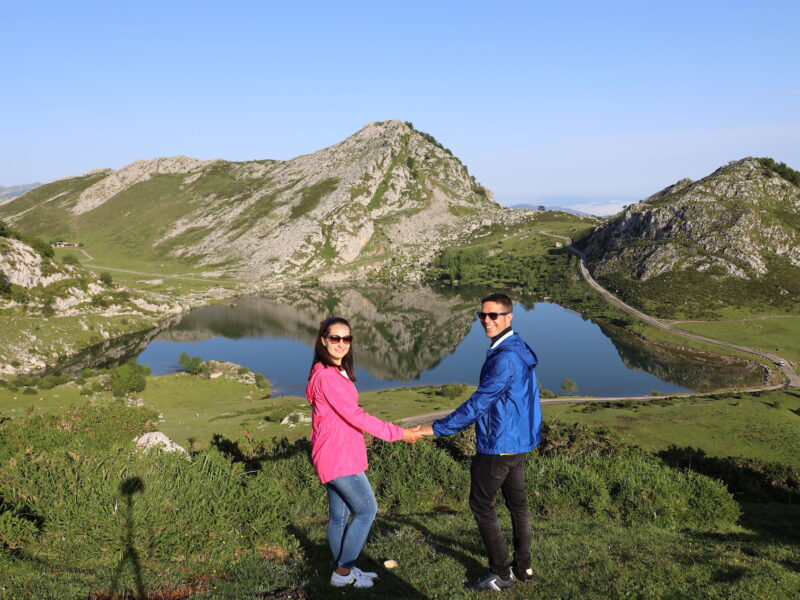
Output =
[{"x1": 502, "y1": 197, "x2": 636, "y2": 217}]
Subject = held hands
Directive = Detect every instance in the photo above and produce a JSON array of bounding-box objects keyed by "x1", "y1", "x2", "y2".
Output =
[
  {"x1": 402, "y1": 426, "x2": 424, "y2": 443},
  {"x1": 401, "y1": 424, "x2": 435, "y2": 443}
]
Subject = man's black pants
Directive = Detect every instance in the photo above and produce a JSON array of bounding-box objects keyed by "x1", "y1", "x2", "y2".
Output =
[{"x1": 469, "y1": 452, "x2": 531, "y2": 577}]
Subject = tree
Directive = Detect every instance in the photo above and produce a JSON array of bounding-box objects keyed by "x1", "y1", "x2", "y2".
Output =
[
  {"x1": 538, "y1": 205, "x2": 546, "y2": 212},
  {"x1": 110, "y1": 361, "x2": 149, "y2": 396},
  {"x1": 560, "y1": 378, "x2": 579, "y2": 393},
  {"x1": 0, "y1": 271, "x2": 10, "y2": 296},
  {"x1": 178, "y1": 352, "x2": 205, "y2": 375}
]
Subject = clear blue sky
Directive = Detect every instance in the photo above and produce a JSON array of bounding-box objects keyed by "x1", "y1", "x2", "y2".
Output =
[{"x1": 3, "y1": 0, "x2": 798, "y2": 214}]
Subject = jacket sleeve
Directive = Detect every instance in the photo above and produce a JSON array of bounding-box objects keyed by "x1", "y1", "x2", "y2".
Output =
[
  {"x1": 318, "y1": 370, "x2": 404, "y2": 442},
  {"x1": 432, "y1": 351, "x2": 515, "y2": 436}
]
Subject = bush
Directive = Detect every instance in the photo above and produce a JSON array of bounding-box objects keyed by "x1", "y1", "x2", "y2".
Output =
[
  {"x1": 561, "y1": 378, "x2": 579, "y2": 393},
  {"x1": 540, "y1": 388, "x2": 556, "y2": 398},
  {"x1": 178, "y1": 352, "x2": 204, "y2": 376},
  {"x1": 37, "y1": 374, "x2": 69, "y2": 390},
  {"x1": 582, "y1": 452, "x2": 741, "y2": 530},
  {"x1": 526, "y1": 455, "x2": 611, "y2": 518},
  {"x1": 437, "y1": 383, "x2": 467, "y2": 399},
  {"x1": 61, "y1": 254, "x2": 79, "y2": 265},
  {"x1": 368, "y1": 438, "x2": 470, "y2": 513},
  {"x1": 99, "y1": 271, "x2": 113, "y2": 286},
  {"x1": 0, "y1": 271, "x2": 10, "y2": 296},
  {"x1": 109, "y1": 361, "x2": 150, "y2": 396},
  {"x1": 658, "y1": 445, "x2": 800, "y2": 504}
]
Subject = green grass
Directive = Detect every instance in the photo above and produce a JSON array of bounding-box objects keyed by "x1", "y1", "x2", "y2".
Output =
[
  {"x1": 1, "y1": 401, "x2": 797, "y2": 599},
  {"x1": 0, "y1": 377, "x2": 468, "y2": 451},
  {"x1": 290, "y1": 178, "x2": 340, "y2": 219},
  {"x1": 672, "y1": 316, "x2": 800, "y2": 365},
  {"x1": 545, "y1": 389, "x2": 800, "y2": 467}
]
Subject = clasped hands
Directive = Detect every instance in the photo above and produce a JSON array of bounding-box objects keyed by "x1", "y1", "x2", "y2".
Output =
[{"x1": 401, "y1": 424, "x2": 434, "y2": 443}]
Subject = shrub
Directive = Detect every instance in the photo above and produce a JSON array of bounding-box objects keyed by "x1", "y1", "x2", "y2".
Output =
[
  {"x1": 0, "y1": 271, "x2": 10, "y2": 295},
  {"x1": 178, "y1": 352, "x2": 204, "y2": 375},
  {"x1": 109, "y1": 361, "x2": 149, "y2": 396},
  {"x1": 368, "y1": 438, "x2": 470, "y2": 513},
  {"x1": 539, "y1": 388, "x2": 556, "y2": 398},
  {"x1": 582, "y1": 452, "x2": 741, "y2": 530},
  {"x1": 437, "y1": 383, "x2": 467, "y2": 399},
  {"x1": 99, "y1": 271, "x2": 113, "y2": 286},
  {"x1": 560, "y1": 377, "x2": 579, "y2": 393},
  {"x1": 61, "y1": 254, "x2": 79, "y2": 265},
  {"x1": 526, "y1": 455, "x2": 611, "y2": 518}
]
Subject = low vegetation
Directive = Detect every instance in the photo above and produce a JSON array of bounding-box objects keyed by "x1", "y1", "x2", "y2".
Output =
[
  {"x1": 0, "y1": 363, "x2": 797, "y2": 598},
  {"x1": 2, "y1": 394, "x2": 797, "y2": 599}
]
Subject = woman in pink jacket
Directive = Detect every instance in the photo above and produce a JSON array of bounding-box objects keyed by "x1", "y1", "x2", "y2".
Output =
[{"x1": 306, "y1": 316, "x2": 422, "y2": 589}]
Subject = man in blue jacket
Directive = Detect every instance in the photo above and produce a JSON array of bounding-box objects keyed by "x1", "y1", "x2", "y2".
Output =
[{"x1": 420, "y1": 293, "x2": 541, "y2": 592}]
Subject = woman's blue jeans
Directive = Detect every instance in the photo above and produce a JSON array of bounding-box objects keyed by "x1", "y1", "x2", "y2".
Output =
[{"x1": 325, "y1": 472, "x2": 378, "y2": 569}]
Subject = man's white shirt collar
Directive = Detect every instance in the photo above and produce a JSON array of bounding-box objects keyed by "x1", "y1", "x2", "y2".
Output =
[{"x1": 490, "y1": 330, "x2": 514, "y2": 350}]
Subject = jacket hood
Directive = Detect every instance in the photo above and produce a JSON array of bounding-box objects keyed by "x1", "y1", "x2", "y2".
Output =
[{"x1": 498, "y1": 334, "x2": 539, "y2": 370}]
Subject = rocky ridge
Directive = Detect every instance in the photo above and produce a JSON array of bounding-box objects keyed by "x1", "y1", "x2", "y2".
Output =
[
  {"x1": 582, "y1": 158, "x2": 800, "y2": 281},
  {"x1": 0, "y1": 120, "x2": 534, "y2": 283}
]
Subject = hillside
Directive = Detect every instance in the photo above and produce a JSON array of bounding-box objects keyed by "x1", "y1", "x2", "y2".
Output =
[
  {"x1": 579, "y1": 157, "x2": 800, "y2": 317},
  {"x1": 0, "y1": 220, "x2": 188, "y2": 375},
  {"x1": 0, "y1": 121, "x2": 529, "y2": 283},
  {"x1": 0, "y1": 182, "x2": 41, "y2": 203}
]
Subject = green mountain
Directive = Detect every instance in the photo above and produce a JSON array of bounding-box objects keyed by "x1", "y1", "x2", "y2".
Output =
[
  {"x1": 0, "y1": 121, "x2": 522, "y2": 282},
  {"x1": 579, "y1": 157, "x2": 800, "y2": 317}
]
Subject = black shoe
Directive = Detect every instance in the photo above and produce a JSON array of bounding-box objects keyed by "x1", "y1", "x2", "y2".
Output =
[
  {"x1": 510, "y1": 566, "x2": 534, "y2": 584},
  {"x1": 466, "y1": 572, "x2": 516, "y2": 592}
]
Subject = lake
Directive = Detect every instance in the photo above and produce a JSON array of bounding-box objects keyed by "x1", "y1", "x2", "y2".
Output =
[{"x1": 133, "y1": 286, "x2": 763, "y2": 396}]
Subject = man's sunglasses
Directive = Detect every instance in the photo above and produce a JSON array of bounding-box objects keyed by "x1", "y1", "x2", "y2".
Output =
[
  {"x1": 325, "y1": 334, "x2": 353, "y2": 344},
  {"x1": 476, "y1": 311, "x2": 511, "y2": 321}
]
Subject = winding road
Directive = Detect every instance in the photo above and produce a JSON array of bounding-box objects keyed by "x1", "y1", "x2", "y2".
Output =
[{"x1": 537, "y1": 231, "x2": 800, "y2": 388}]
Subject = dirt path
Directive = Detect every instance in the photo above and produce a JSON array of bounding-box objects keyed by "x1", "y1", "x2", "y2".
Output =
[
  {"x1": 78, "y1": 249, "x2": 228, "y2": 284},
  {"x1": 537, "y1": 231, "x2": 800, "y2": 388}
]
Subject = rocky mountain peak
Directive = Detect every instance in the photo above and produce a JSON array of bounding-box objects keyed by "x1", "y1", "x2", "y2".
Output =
[
  {"x1": 0, "y1": 122, "x2": 522, "y2": 283},
  {"x1": 582, "y1": 157, "x2": 800, "y2": 281}
]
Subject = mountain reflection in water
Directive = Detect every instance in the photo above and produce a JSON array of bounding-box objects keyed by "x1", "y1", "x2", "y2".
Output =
[{"x1": 132, "y1": 285, "x2": 764, "y2": 396}]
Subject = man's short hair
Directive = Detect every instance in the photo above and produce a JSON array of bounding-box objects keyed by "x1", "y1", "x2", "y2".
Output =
[{"x1": 481, "y1": 293, "x2": 513, "y2": 312}]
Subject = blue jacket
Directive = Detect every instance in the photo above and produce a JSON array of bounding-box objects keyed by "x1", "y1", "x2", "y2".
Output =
[{"x1": 433, "y1": 332, "x2": 541, "y2": 454}]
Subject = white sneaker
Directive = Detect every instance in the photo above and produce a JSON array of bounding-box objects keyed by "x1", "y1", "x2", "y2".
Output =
[
  {"x1": 352, "y1": 566, "x2": 378, "y2": 579},
  {"x1": 330, "y1": 570, "x2": 374, "y2": 588}
]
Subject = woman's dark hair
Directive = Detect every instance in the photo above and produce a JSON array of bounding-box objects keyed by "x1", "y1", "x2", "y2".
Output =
[{"x1": 308, "y1": 316, "x2": 356, "y2": 382}]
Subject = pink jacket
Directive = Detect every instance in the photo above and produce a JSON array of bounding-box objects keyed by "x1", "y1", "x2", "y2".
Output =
[{"x1": 306, "y1": 362, "x2": 404, "y2": 484}]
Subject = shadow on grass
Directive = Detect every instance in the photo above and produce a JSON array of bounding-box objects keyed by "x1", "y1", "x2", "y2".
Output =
[
  {"x1": 286, "y1": 524, "x2": 427, "y2": 599},
  {"x1": 378, "y1": 513, "x2": 486, "y2": 579},
  {"x1": 107, "y1": 477, "x2": 146, "y2": 600},
  {"x1": 210, "y1": 435, "x2": 310, "y2": 472},
  {"x1": 660, "y1": 446, "x2": 800, "y2": 575}
]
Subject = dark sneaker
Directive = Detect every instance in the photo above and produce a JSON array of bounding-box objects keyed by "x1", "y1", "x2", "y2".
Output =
[
  {"x1": 511, "y1": 566, "x2": 534, "y2": 584},
  {"x1": 466, "y1": 572, "x2": 516, "y2": 592}
]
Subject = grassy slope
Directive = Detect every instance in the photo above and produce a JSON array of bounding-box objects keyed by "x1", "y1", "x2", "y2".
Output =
[
  {"x1": 1, "y1": 388, "x2": 798, "y2": 599},
  {"x1": 544, "y1": 389, "x2": 800, "y2": 468},
  {"x1": 4, "y1": 375, "x2": 798, "y2": 467},
  {"x1": 672, "y1": 317, "x2": 800, "y2": 365},
  {"x1": 0, "y1": 378, "x2": 468, "y2": 450}
]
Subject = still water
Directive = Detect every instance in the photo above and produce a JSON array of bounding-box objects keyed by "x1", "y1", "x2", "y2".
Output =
[{"x1": 134, "y1": 286, "x2": 761, "y2": 397}]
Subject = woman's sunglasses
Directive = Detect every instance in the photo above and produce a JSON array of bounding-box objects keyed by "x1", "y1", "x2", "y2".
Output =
[{"x1": 325, "y1": 334, "x2": 353, "y2": 344}]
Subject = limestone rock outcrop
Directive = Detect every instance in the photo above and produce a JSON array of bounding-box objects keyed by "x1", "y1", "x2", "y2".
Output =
[{"x1": 582, "y1": 158, "x2": 800, "y2": 281}]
